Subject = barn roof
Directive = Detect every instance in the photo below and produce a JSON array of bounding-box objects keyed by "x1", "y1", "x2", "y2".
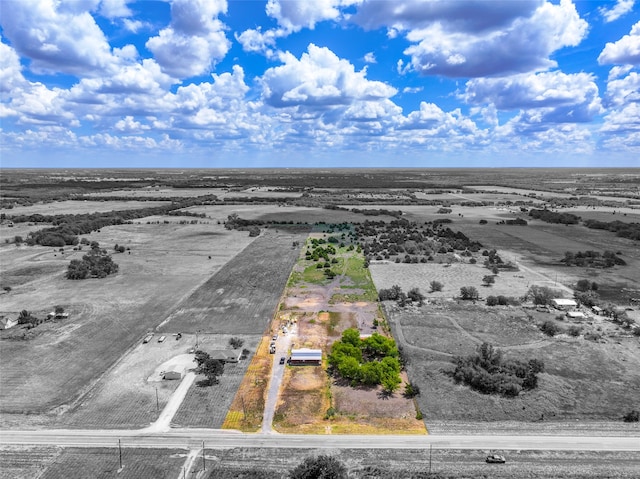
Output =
[{"x1": 290, "y1": 348, "x2": 322, "y2": 361}]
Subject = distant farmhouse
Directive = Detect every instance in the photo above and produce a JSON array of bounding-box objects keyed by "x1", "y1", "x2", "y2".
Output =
[{"x1": 0, "y1": 315, "x2": 18, "y2": 330}]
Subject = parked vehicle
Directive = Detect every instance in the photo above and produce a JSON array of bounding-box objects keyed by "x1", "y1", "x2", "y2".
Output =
[
  {"x1": 272, "y1": 334, "x2": 278, "y2": 340},
  {"x1": 279, "y1": 356, "x2": 286, "y2": 364},
  {"x1": 485, "y1": 454, "x2": 506, "y2": 464},
  {"x1": 142, "y1": 334, "x2": 154, "y2": 344},
  {"x1": 269, "y1": 343, "x2": 276, "y2": 354},
  {"x1": 158, "y1": 335, "x2": 166, "y2": 343}
]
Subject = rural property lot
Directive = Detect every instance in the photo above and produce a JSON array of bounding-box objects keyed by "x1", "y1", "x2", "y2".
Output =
[
  {"x1": 385, "y1": 300, "x2": 640, "y2": 426},
  {"x1": 158, "y1": 227, "x2": 308, "y2": 335},
  {"x1": 0, "y1": 220, "x2": 255, "y2": 420}
]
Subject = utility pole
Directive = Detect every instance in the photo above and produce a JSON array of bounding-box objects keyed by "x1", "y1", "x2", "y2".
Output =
[
  {"x1": 202, "y1": 441, "x2": 206, "y2": 471},
  {"x1": 429, "y1": 444, "x2": 432, "y2": 474},
  {"x1": 118, "y1": 439, "x2": 123, "y2": 470},
  {"x1": 241, "y1": 395, "x2": 247, "y2": 419},
  {"x1": 155, "y1": 386, "x2": 159, "y2": 414}
]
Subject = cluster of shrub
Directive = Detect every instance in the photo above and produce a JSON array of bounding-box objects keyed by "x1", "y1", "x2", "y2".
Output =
[
  {"x1": 496, "y1": 218, "x2": 528, "y2": 225},
  {"x1": 224, "y1": 214, "x2": 261, "y2": 237},
  {"x1": 355, "y1": 219, "x2": 482, "y2": 264},
  {"x1": 378, "y1": 284, "x2": 425, "y2": 306},
  {"x1": 486, "y1": 295, "x2": 514, "y2": 306},
  {"x1": 350, "y1": 208, "x2": 403, "y2": 218},
  {"x1": 66, "y1": 242, "x2": 119, "y2": 280},
  {"x1": 583, "y1": 219, "x2": 640, "y2": 242},
  {"x1": 529, "y1": 208, "x2": 580, "y2": 224},
  {"x1": 452, "y1": 343, "x2": 545, "y2": 397},
  {"x1": 562, "y1": 250, "x2": 626, "y2": 268},
  {"x1": 328, "y1": 328, "x2": 402, "y2": 393}
]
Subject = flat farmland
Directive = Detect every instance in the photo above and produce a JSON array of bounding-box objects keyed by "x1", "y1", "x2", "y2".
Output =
[
  {"x1": 0, "y1": 199, "x2": 171, "y2": 216},
  {"x1": 0, "y1": 446, "x2": 60, "y2": 479},
  {"x1": 0, "y1": 221, "x2": 255, "y2": 417},
  {"x1": 370, "y1": 261, "x2": 542, "y2": 303},
  {"x1": 39, "y1": 448, "x2": 186, "y2": 479},
  {"x1": 159, "y1": 228, "x2": 309, "y2": 335},
  {"x1": 203, "y1": 448, "x2": 640, "y2": 478},
  {"x1": 386, "y1": 302, "x2": 640, "y2": 425},
  {"x1": 171, "y1": 335, "x2": 262, "y2": 428},
  {"x1": 182, "y1": 204, "x2": 376, "y2": 224}
]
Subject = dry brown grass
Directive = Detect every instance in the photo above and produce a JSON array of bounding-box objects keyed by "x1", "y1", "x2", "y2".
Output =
[{"x1": 222, "y1": 337, "x2": 272, "y2": 432}]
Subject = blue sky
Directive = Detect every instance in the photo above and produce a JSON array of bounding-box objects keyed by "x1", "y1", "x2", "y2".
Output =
[{"x1": 1, "y1": 0, "x2": 639, "y2": 168}]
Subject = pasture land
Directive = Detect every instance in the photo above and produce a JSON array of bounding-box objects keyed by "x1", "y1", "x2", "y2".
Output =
[
  {"x1": 453, "y1": 220, "x2": 640, "y2": 303},
  {"x1": 0, "y1": 221, "x2": 255, "y2": 417},
  {"x1": 39, "y1": 447, "x2": 185, "y2": 479},
  {"x1": 202, "y1": 448, "x2": 640, "y2": 479},
  {"x1": 0, "y1": 446, "x2": 60, "y2": 479},
  {"x1": 385, "y1": 301, "x2": 640, "y2": 425},
  {"x1": 183, "y1": 204, "x2": 379, "y2": 224},
  {"x1": 370, "y1": 261, "x2": 545, "y2": 303},
  {"x1": 171, "y1": 335, "x2": 261, "y2": 428},
  {"x1": 159, "y1": 228, "x2": 308, "y2": 334},
  {"x1": 0, "y1": 200, "x2": 170, "y2": 217}
]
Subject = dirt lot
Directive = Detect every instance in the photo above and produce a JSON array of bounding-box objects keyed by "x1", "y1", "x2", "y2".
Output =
[{"x1": 0, "y1": 220, "x2": 255, "y2": 420}]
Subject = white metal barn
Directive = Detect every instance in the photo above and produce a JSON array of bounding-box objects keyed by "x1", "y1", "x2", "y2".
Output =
[{"x1": 289, "y1": 348, "x2": 322, "y2": 365}]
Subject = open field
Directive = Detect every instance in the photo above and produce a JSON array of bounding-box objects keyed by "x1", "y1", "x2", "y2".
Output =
[
  {"x1": 0, "y1": 200, "x2": 171, "y2": 217},
  {"x1": 384, "y1": 301, "x2": 640, "y2": 424},
  {"x1": 159, "y1": 228, "x2": 308, "y2": 334},
  {"x1": 39, "y1": 447, "x2": 186, "y2": 479},
  {"x1": 0, "y1": 220, "x2": 255, "y2": 418},
  {"x1": 201, "y1": 447, "x2": 640, "y2": 479},
  {"x1": 183, "y1": 203, "x2": 383, "y2": 224}
]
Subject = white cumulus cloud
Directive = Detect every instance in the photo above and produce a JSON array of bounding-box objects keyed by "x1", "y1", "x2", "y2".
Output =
[
  {"x1": 0, "y1": 0, "x2": 121, "y2": 76},
  {"x1": 146, "y1": 0, "x2": 230, "y2": 79},
  {"x1": 261, "y1": 44, "x2": 397, "y2": 108},
  {"x1": 598, "y1": 21, "x2": 640, "y2": 65},
  {"x1": 463, "y1": 71, "x2": 602, "y2": 122}
]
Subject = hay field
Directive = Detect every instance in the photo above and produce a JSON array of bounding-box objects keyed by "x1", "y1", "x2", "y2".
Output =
[
  {"x1": 0, "y1": 221, "x2": 255, "y2": 415},
  {"x1": 159, "y1": 228, "x2": 308, "y2": 335},
  {"x1": 0, "y1": 200, "x2": 170, "y2": 216}
]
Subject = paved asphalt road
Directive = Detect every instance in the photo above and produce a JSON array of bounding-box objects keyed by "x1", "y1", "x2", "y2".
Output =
[{"x1": 1, "y1": 429, "x2": 638, "y2": 451}]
